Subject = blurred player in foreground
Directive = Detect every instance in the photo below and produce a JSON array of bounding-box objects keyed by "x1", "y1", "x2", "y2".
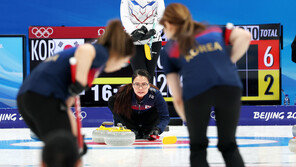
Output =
[
  {"x1": 42, "y1": 130, "x2": 81, "y2": 167},
  {"x1": 17, "y1": 19, "x2": 135, "y2": 156},
  {"x1": 160, "y1": 3, "x2": 251, "y2": 167}
]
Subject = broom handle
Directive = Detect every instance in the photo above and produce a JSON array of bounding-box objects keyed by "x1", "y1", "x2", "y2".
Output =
[
  {"x1": 148, "y1": 18, "x2": 157, "y2": 48},
  {"x1": 69, "y1": 57, "x2": 83, "y2": 151}
]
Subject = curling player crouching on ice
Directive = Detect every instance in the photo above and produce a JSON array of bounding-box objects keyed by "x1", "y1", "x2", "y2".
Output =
[{"x1": 108, "y1": 69, "x2": 170, "y2": 140}]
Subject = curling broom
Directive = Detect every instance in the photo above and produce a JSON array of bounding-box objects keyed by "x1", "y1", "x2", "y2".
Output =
[
  {"x1": 144, "y1": 18, "x2": 157, "y2": 60},
  {"x1": 69, "y1": 57, "x2": 83, "y2": 151}
]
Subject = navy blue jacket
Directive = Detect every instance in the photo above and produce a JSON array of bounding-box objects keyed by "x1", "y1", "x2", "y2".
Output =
[
  {"x1": 161, "y1": 26, "x2": 242, "y2": 101},
  {"x1": 18, "y1": 44, "x2": 108, "y2": 101},
  {"x1": 131, "y1": 87, "x2": 170, "y2": 133}
]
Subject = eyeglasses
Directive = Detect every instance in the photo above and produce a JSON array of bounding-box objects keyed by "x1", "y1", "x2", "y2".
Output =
[{"x1": 133, "y1": 82, "x2": 149, "y2": 89}]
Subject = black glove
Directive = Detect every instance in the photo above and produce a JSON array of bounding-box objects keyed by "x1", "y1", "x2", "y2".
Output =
[
  {"x1": 147, "y1": 127, "x2": 160, "y2": 141},
  {"x1": 68, "y1": 81, "x2": 86, "y2": 96},
  {"x1": 150, "y1": 127, "x2": 160, "y2": 135},
  {"x1": 133, "y1": 130, "x2": 144, "y2": 139},
  {"x1": 131, "y1": 26, "x2": 148, "y2": 41},
  {"x1": 140, "y1": 25, "x2": 148, "y2": 34},
  {"x1": 72, "y1": 135, "x2": 87, "y2": 157},
  {"x1": 141, "y1": 29, "x2": 156, "y2": 40},
  {"x1": 79, "y1": 142, "x2": 88, "y2": 157}
]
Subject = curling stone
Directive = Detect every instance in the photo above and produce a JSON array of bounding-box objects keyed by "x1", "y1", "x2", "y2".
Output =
[
  {"x1": 92, "y1": 122, "x2": 114, "y2": 143},
  {"x1": 292, "y1": 125, "x2": 296, "y2": 137},
  {"x1": 288, "y1": 137, "x2": 296, "y2": 152},
  {"x1": 104, "y1": 123, "x2": 135, "y2": 146}
]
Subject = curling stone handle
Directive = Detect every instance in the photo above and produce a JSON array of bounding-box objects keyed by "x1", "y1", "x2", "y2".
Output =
[{"x1": 102, "y1": 122, "x2": 114, "y2": 126}]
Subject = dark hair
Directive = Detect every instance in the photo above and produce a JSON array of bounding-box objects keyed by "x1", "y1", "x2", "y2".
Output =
[
  {"x1": 132, "y1": 69, "x2": 151, "y2": 83},
  {"x1": 159, "y1": 3, "x2": 206, "y2": 55},
  {"x1": 113, "y1": 84, "x2": 133, "y2": 119},
  {"x1": 113, "y1": 69, "x2": 158, "y2": 119},
  {"x1": 97, "y1": 19, "x2": 135, "y2": 58},
  {"x1": 42, "y1": 130, "x2": 79, "y2": 167}
]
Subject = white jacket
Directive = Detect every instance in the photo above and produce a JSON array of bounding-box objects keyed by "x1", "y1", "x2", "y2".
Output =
[{"x1": 120, "y1": 0, "x2": 165, "y2": 45}]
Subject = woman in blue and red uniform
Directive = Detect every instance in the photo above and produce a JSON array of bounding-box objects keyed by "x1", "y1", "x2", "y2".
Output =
[
  {"x1": 108, "y1": 69, "x2": 170, "y2": 139},
  {"x1": 17, "y1": 20, "x2": 134, "y2": 148},
  {"x1": 159, "y1": 3, "x2": 251, "y2": 167}
]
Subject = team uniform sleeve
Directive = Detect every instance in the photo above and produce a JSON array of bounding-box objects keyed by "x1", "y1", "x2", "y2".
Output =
[
  {"x1": 91, "y1": 44, "x2": 108, "y2": 68},
  {"x1": 160, "y1": 47, "x2": 181, "y2": 75},
  {"x1": 154, "y1": 90, "x2": 170, "y2": 133},
  {"x1": 120, "y1": 0, "x2": 136, "y2": 34},
  {"x1": 220, "y1": 25, "x2": 232, "y2": 56},
  {"x1": 221, "y1": 26, "x2": 226, "y2": 37},
  {"x1": 85, "y1": 44, "x2": 108, "y2": 87},
  {"x1": 221, "y1": 24, "x2": 233, "y2": 45}
]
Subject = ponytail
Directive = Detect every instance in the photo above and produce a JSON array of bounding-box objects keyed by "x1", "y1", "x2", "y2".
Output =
[
  {"x1": 159, "y1": 3, "x2": 206, "y2": 55},
  {"x1": 97, "y1": 19, "x2": 134, "y2": 58},
  {"x1": 177, "y1": 21, "x2": 206, "y2": 55}
]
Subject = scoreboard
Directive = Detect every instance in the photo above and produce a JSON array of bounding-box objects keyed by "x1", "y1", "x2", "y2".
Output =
[
  {"x1": 28, "y1": 23, "x2": 282, "y2": 106},
  {"x1": 153, "y1": 24, "x2": 282, "y2": 105},
  {"x1": 236, "y1": 24, "x2": 282, "y2": 104}
]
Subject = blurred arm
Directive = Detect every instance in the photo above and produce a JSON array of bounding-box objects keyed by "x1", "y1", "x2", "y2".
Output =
[
  {"x1": 166, "y1": 73, "x2": 186, "y2": 122},
  {"x1": 229, "y1": 28, "x2": 252, "y2": 63},
  {"x1": 74, "y1": 44, "x2": 96, "y2": 86}
]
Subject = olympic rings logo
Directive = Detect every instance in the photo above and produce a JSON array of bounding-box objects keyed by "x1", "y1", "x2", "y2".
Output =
[
  {"x1": 73, "y1": 111, "x2": 87, "y2": 121},
  {"x1": 31, "y1": 27, "x2": 54, "y2": 38},
  {"x1": 98, "y1": 28, "x2": 105, "y2": 36}
]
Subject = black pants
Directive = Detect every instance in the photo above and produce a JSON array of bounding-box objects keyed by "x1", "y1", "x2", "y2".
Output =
[
  {"x1": 108, "y1": 96, "x2": 159, "y2": 138},
  {"x1": 17, "y1": 91, "x2": 72, "y2": 141},
  {"x1": 130, "y1": 41, "x2": 162, "y2": 83},
  {"x1": 184, "y1": 86, "x2": 245, "y2": 167}
]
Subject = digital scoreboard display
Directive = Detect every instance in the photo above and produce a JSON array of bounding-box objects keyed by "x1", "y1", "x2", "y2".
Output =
[{"x1": 28, "y1": 23, "x2": 282, "y2": 106}]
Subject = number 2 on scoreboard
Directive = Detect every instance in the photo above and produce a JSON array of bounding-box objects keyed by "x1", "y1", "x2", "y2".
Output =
[
  {"x1": 258, "y1": 70, "x2": 280, "y2": 100},
  {"x1": 264, "y1": 74, "x2": 274, "y2": 95}
]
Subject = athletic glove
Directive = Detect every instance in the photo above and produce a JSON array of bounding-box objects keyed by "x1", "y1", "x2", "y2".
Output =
[
  {"x1": 78, "y1": 135, "x2": 88, "y2": 157},
  {"x1": 141, "y1": 29, "x2": 156, "y2": 40},
  {"x1": 147, "y1": 127, "x2": 160, "y2": 141},
  {"x1": 131, "y1": 26, "x2": 148, "y2": 41},
  {"x1": 68, "y1": 81, "x2": 86, "y2": 96},
  {"x1": 140, "y1": 25, "x2": 148, "y2": 34},
  {"x1": 79, "y1": 142, "x2": 88, "y2": 157}
]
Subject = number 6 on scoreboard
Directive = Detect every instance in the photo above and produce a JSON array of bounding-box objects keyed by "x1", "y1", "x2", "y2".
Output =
[{"x1": 264, "y1": 46, "x2": 274, "y2": 67}]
